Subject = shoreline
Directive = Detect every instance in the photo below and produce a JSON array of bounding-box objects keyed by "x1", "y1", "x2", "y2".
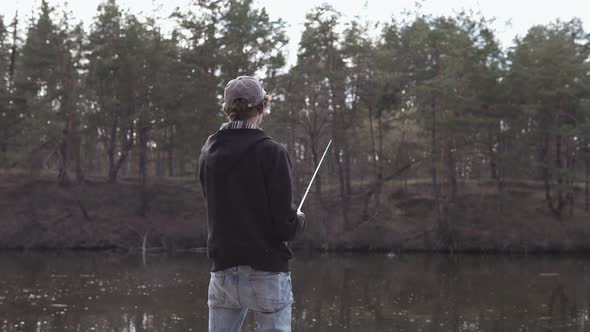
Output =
[
  {"x1": 2, "y1": 174, "x2": 590, "y2": 255},
  {"x1": 3, "y1": 246, "x2": 590, "y2": 257}
]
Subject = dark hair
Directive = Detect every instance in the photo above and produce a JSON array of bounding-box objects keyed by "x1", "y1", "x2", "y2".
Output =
[{"x1": 223, "y1": 95, "x2": 271, "y2": 121}]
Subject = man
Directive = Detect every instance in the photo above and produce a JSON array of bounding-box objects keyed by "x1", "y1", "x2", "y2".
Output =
[{"x1": 198, "y1": 76, "x2": 305, "y2": 332}]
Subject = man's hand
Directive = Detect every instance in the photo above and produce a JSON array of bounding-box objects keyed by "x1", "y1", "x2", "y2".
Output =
[{"x1": 296, "y1": 211, "x2": 305, "y2": 237}]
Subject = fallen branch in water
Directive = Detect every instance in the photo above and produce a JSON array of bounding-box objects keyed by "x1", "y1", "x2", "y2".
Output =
[{"x1": 127, "y1": 225, "x2": 152, "y2": 265}]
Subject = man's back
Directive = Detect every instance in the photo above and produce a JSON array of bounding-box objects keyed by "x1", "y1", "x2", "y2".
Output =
[{"x1": 199, "y1": 127, "x2": 303, "y2": 272}]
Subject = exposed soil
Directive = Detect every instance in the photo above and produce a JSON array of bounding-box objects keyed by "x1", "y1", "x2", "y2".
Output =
[{"x1": 1, "y1": 173, "x2": 590, "y2": 253}]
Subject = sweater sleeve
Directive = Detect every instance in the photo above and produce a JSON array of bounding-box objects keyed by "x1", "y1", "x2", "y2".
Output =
[
  {"x1": 264, "y1": 144, "x2": 305, "y2": 242},
  {"x1": 198, "y1": 153, "x2": 207, "y2": 201}
]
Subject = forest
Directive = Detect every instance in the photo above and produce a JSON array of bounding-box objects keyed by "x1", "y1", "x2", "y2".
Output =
[{"x1": 1, "y1": 0, "x2": 589, "y2": 252}]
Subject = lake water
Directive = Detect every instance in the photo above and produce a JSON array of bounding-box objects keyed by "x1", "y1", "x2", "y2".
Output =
[{"x1": 0, "y1": 252, "x2": 589, "y2": 332}]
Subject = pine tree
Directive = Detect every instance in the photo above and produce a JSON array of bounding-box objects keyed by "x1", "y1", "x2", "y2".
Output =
[
  {"x1": 507, "y1": 19, "x2": 590, "y2": 218},
  {"x1": 15, "y1": 0, "x2": 66, "y2": 178},
  {"x1": 0, "y1": 15, "x2": 9, "y2": 165},
  {"x1": 86, "y1": 0, "x2": 131, "y2": 183}
]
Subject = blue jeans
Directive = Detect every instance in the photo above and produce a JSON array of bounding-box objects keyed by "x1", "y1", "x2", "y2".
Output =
[{"x1": 208, "y1": 265, "x2": 293, "y2": 332}]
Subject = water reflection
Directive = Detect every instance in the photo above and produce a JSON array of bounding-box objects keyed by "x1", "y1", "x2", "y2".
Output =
[{"x1": 0, "y1": 252, "x2": 589, "y2": 331}]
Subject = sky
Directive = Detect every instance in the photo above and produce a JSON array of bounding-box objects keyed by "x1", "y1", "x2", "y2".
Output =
[{"x1": 1, "y1": 0, "x2": 589, "y2": 66}]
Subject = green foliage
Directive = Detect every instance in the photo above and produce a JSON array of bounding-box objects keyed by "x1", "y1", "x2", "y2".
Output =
[
  {"x1": 11, "y1": 1, "x2": 66, "y2": 169},
  {"x1": 0, "y1": 15, "x2": 10, "y2": 165}
]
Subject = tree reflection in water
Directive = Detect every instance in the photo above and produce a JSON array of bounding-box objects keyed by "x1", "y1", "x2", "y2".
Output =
[{"x1": 0, "y1": 253, "x2": 589, "y2": 331}]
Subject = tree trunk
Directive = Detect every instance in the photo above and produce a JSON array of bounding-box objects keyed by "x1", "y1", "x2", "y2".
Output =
[
  {"x1": 446, "y1": 134, "x2": 458, "y2": 202},
  {"x1": 58, "y1": 51, "x2": 75, "y2": 187},
  {"x1": 430, "y1": 98, "x2": 441, "y2": 222},
  {"x1": 167, "y1": 124, "x2": 175, "y2": 177},
  {"x1": 156, "y1": 146, "x2": 164, "y2": 177},
  {"x1": 331, "y1": 107, "x2": 350, "y2": 227},
  {"x1": 107, "y1": 116, "x2": 119, "y2": 183},
  {"x1": 327, "y1": 68, "x2": 350, "y2": 226},
  {"x1": 487, "y1": 127, "x2": 498, "y2": 180},
  {"x1": 496, "y1": 129, "x2": 506, "y2": 212},
  {"x1": 177, "y1": 147, "x2": 186, "y2": 176},
  {"x1": 555, "y1": 128, "x2": 564, "y2": 216},
  {"x1": 364, "y1": 105, "x2": 382, "y2": 217},
  {"x1": 340, "y1": 108, "x2": 352, "y2": 197},
  {"x1": 57, "y1": 127, "x2": 70, "y2": 187},
  {"x1": 138, "y1": 124, "x2": 148, "y2": 217},
  {"x1": 309, "y1": 136, "x2": 322, "y2": 201},
  {"x1": 108, "y1": 120, "x2": 134, "y2": 183},
  {"x1": 344, "y1": 142, "x2": 352, "y2": 196},
  {"x1": 8, "y1": 13, "x2": 18, "y2": 85},
  {"x1": 565, "y1": 135, "x2": 575, "y2": 216},
  {"x1": 289, "y1": 109, "x2": 298, "y2": 193},
  {"x1": 542, "y1": 107, "x2": 566, "y2": 219},
  {"x1": 83, "y1": 127, "x2": 98, "y2": 175},
  {"x1": 72, "y1": 119, "x2": 84, "y2": 183},
  {"x1": 585, "y1": 140, "x2": 589, "y2": 212},
  {"x1": 0, "y1": 141, "x2": 5, "y2": 167},
  {"x1": 286, "y1": 77, "x2": 299, "y2": 193},
  {"x1": 67, "y1": 78, "x2": 83, "y2": 184},
  {"x1": 334, "y1": 142, "x2": 349, "y2": 227},
  {"x1": 375, "y1": 109, "x2": 385, "y2": 205},
  {"x1": 368, "y1": 106, "x2": 378, "y2": 179},
  {"x1": 554, "y1": 97, "x2": 568, "y2": 217},
  {"x1": 542, "y1": 130, "x2": 557, "y2": 216},
  {"x1": 1, "y1": 14, "x2": 18, "y2": 167}
]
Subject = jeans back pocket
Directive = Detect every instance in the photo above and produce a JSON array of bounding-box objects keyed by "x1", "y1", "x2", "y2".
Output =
[{"x1": 248, "y1": 272, "x2": 293, "y2": 313}]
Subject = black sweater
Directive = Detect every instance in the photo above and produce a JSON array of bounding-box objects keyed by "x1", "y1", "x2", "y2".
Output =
[{"x1": 198, "y1": 128, "x2": 304, "y2": 272}]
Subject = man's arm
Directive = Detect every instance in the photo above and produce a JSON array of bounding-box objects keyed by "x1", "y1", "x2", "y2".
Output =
[
  {"x1": 265, "y1": 144, "x2": 305, "y2": 242},
  {"x1": 198, "y1": 154, "x2": 207, "y2": 201}
]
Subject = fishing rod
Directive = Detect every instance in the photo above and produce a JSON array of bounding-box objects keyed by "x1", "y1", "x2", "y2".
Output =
[{"x1": 297, "y1": 139, "x2": 332, "y2": 213}]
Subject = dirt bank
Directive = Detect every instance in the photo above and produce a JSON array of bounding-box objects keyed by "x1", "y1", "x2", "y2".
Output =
[{"x1": 1, "y1": 173, "x2": 590, "y2": 253}]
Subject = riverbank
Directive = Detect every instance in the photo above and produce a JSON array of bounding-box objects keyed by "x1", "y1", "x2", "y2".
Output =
[
  {"x1": 0, "y1": 173, "x2": 206, "y2": 251},
  {"x1": 1, "y1": 173, "x2": 590, "y2": 253}
]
